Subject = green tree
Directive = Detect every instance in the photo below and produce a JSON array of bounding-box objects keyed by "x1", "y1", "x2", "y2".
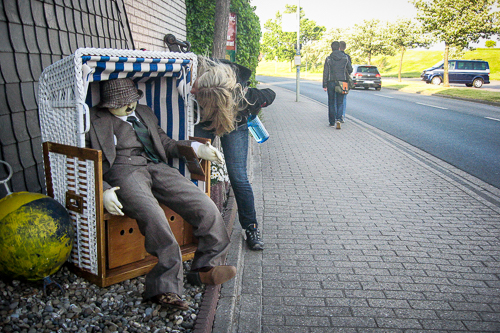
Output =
[
  {"x1": 186, "y1": 0, "x2": 261, "y2": 85},
  {"x1": 485, "y1": 40, "x2": 497, "y2": 48},
  {"x1": 349, "y1": 19, "x2": 394, "y2": 65},
  {"x1": 412, "y1": 0, "x2": 499, "y2": 87},
  {"x1": 302, "y1": 28, "x2": 346, "y2": 72},
  {"x1": 301, "y1": 40, "x2": 325, "y2": 72},
  {"x1": 388, "y1": 19, "x2": 431, "y2": 82},
  {"x1": 261, "y1": 5, "x2": 325, "y2": 68}
]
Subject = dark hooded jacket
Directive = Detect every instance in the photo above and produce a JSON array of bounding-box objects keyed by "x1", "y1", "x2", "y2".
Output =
[{"x1": 322, "y1": 50, "x2": 353, "y2": 88}]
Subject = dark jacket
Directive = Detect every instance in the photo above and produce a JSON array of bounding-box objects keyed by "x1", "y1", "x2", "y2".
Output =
[
  {"x1": 322, "y1": 50, "x2": 353, "y2": 88},
  {"x1": 85, "y1": 104, "x2": 191, "y2": 190},
  {"x1": 341, "y1": 51, "x2": 352, "y2": 65},
  {"x1": 199, "y1": 61, "x2": 276, "y2": 129}
]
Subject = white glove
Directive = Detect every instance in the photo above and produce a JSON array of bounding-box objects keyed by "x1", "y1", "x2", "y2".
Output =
[
  {"x1": 197, "y1": 142, "x2": 224, "y2": 164},
  {"x1": 103, "y1": 187, "x2": 124, "y2": 216}
]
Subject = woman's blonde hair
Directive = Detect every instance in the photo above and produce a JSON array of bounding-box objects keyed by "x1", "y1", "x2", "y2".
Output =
[{"x1": 195, "y1": 56, "x2": 246, "y2": 136}]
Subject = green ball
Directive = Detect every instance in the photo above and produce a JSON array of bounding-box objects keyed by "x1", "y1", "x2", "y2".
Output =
[{"x1": 0, "y1": 192, "x2": 74, "y2": 281}]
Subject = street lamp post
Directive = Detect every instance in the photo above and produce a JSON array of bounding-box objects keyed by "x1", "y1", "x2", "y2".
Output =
[{"x1": 295, "y1": 0, "x2": 300, "y2": 102}]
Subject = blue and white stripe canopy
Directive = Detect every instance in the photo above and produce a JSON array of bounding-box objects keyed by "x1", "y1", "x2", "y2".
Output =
[{"x1": 76, "y1": 49, "x2": 198, "y2": 174}]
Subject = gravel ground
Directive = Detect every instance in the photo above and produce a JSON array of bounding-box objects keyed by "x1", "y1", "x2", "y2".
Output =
[
  {"x1": 1, "y1": 189, "x2": 235, "y2": 333},
  {"x1": 0, "y1": 261, "x2": 205, "y2": 333}
]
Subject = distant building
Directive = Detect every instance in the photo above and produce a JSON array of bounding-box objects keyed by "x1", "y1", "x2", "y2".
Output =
[{"x1": 0, "y1": 0, "x2": 187, "y2": 198}]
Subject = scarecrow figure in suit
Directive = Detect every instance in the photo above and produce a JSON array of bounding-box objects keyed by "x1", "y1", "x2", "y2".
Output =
[{"x1": 85, "y1": 78, "x2": 236, "y2": 310}]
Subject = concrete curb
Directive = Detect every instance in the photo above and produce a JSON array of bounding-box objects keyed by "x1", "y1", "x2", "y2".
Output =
[
  {"x1": 192, "y1": 189, "x2": 239, "y2": 333},
  {"x1": 211, "y1": 213, "x2": 244, "y2": 333},
  {"x1": 211, "y1": 142, "x2": 258, "y2": 332}
]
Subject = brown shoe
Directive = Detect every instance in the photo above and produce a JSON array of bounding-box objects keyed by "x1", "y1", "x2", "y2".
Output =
[
  {"x1": 153, "y1": 292, "x2": 189, "y2": 311},
  {"x1": 199, "y1": 265, "x2": 237, "y2": 285}
]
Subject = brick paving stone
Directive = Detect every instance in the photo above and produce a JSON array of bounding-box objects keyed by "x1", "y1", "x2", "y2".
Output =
[
  {"x1": 462, "y1": 321, "x2": 500, "y2": 332},
  {"x1": 376, "y1": 318, "x2": 423, "y2": 329},
  {"x1": 219, "y1": 85, "x2": 500, "y2": 332},
  {"x1": 393, "y1": 308, "x2": 439, "y2": 320},
  {"x1": 285, "y1": 315, "x2": 332, "y2": 326},
  {"x1": 263, "y1": 326, "x2": 310, "y2": 333},
  {"x1": 420, "y1": 319, "x2": 468, "y2": 331},
  {"x1": 351, "y1": 307, "x2": 397, "y2": 318}
]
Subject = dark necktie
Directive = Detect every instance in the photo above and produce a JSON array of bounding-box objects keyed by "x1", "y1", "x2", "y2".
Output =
[{"x1": 126, "y1": 116, "x2": 161, "y2": 163}]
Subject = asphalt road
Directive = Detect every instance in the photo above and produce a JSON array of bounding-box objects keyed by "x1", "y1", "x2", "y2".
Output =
[{"x1": 257, "y1": 75, "x2": 500, "y2": 189}]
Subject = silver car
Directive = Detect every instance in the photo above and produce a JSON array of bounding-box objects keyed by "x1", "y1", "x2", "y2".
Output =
[{"x1": 351, "y1": 65, "x2": 382, "y2": 90}]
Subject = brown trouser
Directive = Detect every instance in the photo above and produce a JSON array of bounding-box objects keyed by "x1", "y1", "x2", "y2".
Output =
[{"x1": 105, "y1": 162, "x2": 230, "y2": 299}]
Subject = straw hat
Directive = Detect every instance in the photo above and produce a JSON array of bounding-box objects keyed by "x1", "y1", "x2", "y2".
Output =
[{"x1": 98, "y1": 78, "x2": 143, "y2": 109}]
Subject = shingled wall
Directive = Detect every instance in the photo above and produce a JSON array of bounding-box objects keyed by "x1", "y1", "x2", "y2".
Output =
[
  {"x1": 0, "y1": 0, "x2": 187, "y2": 199},
  {"x1": 125, "y1": 0, "x2": 187, "y2": 51}
]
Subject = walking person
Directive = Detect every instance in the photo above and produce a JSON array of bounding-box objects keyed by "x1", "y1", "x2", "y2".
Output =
[
  {"x1": 191, "y1": 57, "x2": 276, "y2": 251},
  {"x1": 323, "y1": 41, "x2": 352, "y2": 129},
  {"x1": 339, "y1": 41, "x2": 352, "y2": 123}
]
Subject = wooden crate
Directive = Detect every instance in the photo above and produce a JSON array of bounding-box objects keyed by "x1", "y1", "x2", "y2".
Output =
[{"x1": 105, "y1": 205, "x2": 197, "y2": 269}]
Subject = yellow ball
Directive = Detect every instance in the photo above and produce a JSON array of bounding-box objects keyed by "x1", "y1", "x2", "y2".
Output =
[{"x1": 0, "y1": 192, "x2": 74, "y2": 281}]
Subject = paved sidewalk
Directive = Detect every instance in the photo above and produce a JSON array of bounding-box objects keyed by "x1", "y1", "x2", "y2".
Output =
[{"x1": 215, "y1": 84, "x2": 500, "y2": 332}]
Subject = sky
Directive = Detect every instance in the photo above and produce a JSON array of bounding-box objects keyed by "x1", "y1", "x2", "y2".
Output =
[{"x1": 249, "y1": 0, "x2": 418, "y2": 30}]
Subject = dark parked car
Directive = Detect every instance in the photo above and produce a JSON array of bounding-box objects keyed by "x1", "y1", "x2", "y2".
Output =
[
  {"x1": 351, "y1": 65, "x2": 382, "y2": 90},
  {"x1": 420, "y1": 59, "x2": 490, "y2": 88}
]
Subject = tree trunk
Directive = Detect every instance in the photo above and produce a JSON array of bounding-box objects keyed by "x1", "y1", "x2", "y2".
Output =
[
  {"x1": 212, "y1": 0, "x2": 230, "y2": 59},
  {"x1": 398, "y1": 46, "x2": 405, "y2": 82},
  {"x1": 443, "y1": 43, "x2": 450, "y2": 87}
]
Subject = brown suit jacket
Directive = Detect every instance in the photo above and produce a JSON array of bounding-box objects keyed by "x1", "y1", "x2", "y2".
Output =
[{"x1": 85, "y1": 104, "x2": 191, "y2": 190}]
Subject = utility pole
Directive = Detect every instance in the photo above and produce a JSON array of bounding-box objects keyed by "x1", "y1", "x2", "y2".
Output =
[
  {"x1": 295, "y1": 0, "x2": 300, "y2": 102},
  {"x1": 283, "y1": 2, "x2": 301, "y2": 102}
]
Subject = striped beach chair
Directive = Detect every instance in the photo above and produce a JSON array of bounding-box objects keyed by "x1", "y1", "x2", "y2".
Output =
[{"x1": 38, "y1": 48, "x2": 204, "y2": 286}]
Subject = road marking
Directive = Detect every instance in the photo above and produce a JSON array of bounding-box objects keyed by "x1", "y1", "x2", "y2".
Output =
[
  {"x1": 374, "y1": 94, "x2": 394, "y2": 99},
  {"x1": 485, "y1": 117, "x2": 500, "y2": 122},
  {"x1": 416, "y1": 102, "x2": 448, "y2": 110}
]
